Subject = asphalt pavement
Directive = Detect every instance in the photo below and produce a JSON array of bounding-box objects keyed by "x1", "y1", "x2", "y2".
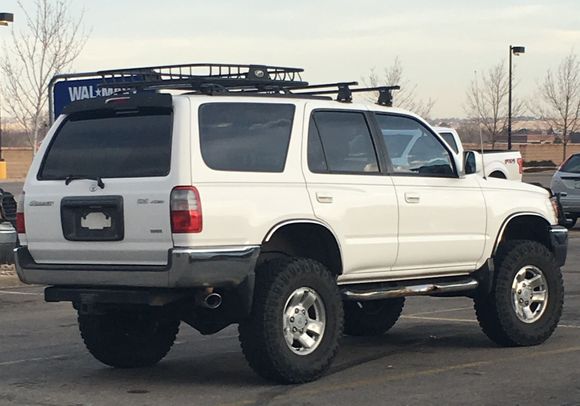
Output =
[{"x1": 1, "y1": 170, "x2": 579, "y2": 406}]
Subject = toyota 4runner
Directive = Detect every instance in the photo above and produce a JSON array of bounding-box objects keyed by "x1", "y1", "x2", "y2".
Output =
[{"x1": 15, "y1": 64, "x2": 567, "y2": 384}]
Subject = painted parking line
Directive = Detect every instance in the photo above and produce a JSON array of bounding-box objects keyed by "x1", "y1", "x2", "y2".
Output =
[
  {"x1": 0, "y1": 354, "x2": 68, "y2": 367},
  {"x1": 401, "y1": 315, "x2": 580, "y2": 329},
  {"x1": 405, "y1": 306, "x2": 473, "y2": 316},
  {"x1": 0, "y1": 289, "x2": 42, "y2": 296}
]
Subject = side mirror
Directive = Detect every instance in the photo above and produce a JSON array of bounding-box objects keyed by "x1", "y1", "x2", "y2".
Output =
[{"x1": 464, "y1": 150, "x2": 483, "y2": 175}]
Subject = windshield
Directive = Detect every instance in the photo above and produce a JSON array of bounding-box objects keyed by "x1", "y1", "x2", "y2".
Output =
[{"x1": 39, "y1": 109, "x2": 173, "y2": 180}]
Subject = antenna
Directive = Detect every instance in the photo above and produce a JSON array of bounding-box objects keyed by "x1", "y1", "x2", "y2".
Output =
[{"x1": 479, "y1": 124, "x2": 486, "y2": 179}]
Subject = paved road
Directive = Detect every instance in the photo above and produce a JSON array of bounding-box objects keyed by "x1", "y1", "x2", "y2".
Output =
[{"x1": 1, "y1": 238, "x2": 580, "y2": 406}]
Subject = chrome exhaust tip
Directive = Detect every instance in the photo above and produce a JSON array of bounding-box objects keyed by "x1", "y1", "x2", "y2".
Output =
[{"x1": 203, "y1": 292, "x2": 222, "y2": 309}]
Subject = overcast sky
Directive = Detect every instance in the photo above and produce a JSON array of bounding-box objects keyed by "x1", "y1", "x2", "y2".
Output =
[{"x1": 2, "y1": 0, "x2": 579, "y2": 117}]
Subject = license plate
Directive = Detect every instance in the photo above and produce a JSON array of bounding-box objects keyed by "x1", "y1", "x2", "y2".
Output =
[{"x1": 61, "y1": 196, "x2": 124, "y2": 241}]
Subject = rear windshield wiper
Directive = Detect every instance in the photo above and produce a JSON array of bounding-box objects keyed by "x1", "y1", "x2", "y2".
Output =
[{"x1": 64, "y1": 175, "x2": 105, "y2": 189}]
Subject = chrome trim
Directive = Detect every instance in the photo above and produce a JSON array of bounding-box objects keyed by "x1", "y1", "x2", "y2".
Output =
[
  {"x1": 264, "y1": 219, "x2": 339, "y2": 243},
  {"x1": 341, "y1": 278, "x2": 479, "y2": 301},
  {"x1": 173, "y1": 245, "x2": 260, "y2": 255},
  {"x1": 493, "y1": 212, "x2": 551, "y2": 255}
]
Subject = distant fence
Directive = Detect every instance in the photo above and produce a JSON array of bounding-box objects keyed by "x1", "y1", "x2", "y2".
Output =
[
  {"x1": 1, "y1": 148, "x2": 34, "y2": 179},
  {"x1": 3, "y1": 144, "x2": 580, "y2": 180},
  {"x1": 463, "y1": 143, "x2": 580, "y2": 166}
]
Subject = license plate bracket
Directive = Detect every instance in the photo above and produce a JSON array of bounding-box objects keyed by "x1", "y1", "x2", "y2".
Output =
[{"x1": 61, "y1": 196, "x2": 124, "y2": 241}]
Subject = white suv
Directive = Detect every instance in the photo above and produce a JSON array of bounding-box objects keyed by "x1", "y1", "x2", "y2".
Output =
[{"x1": 15, "y1": 64, "x2": 567, "y2": 384}]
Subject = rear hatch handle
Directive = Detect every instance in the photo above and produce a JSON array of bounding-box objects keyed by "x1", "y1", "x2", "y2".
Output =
[{"x1": 64, "y1": 175, "x2": 105, "y2": 189}]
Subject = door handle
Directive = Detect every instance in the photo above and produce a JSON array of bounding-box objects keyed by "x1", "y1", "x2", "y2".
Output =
[
  {"x1": 405, "y1": 193, "x2": 420, "y2": 204},
  {"x1": 316, "y1": 193, "x2": 334, "y2": 204}
]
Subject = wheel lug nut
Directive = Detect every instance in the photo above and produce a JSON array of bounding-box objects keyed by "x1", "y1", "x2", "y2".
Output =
[
  {"x1": 525, "y1": 301, "x2": 529, "y2": 306},
  {"x1": 290, "y1": 317, "x2": 294, "y2": 322},
  {"x1": 300, "y1": 329, "x2": 304, "y2": 333},
  {"x1": 302, "y1": 309, "x2": 306, "y2": 314},
  {"x1": 295, "y1": 308, "x2": 300, "y2": 314},
  {"x1": 518, "y1": 290, "x2": 522, "y2": 294},
  {"x1": 522, "y1": 283, "x2": 526, "y2": 287},
  {"x1": 519, "y1": 298, "x2": 524, "y2": 303}
]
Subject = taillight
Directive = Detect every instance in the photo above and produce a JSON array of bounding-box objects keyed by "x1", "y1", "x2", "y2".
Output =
[
  {"x1": 517, "y1": 158, "x2": 524, "y2": 174},
  {"x1": 16, "y1": 192, "x2": 25, "y2": 234},
  {"x1": 170, "y1": 186, "x2": 202, "y2": 233}
]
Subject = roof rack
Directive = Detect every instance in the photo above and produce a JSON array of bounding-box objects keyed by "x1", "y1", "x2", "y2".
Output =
[
  {"x1": 97, "y1": 63, "x2": 308, "y2": 92},
  {"x1": 96, "y1": 63, "x2": 400, "y2": 106},
  {"x1": 291, "y1": 82, "x2": 401, "y2": 106}
]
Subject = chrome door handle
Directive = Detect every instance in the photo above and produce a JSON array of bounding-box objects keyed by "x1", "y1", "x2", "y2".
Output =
[
  {"x1": 405, "y1": 193, "x2": 420, "y2": 203},
  {"x1": 316, "y1": 193, "x2": 333, "y2": 204}
]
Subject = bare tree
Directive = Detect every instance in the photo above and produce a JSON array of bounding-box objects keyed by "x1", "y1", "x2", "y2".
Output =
[
  {"x1": 0, "y1": 0, "x2": 88, "y2": 152},
  {"x1": 465, "y1": 62, "x2": 524, "y2": 149},
  {"x1": 364, "y1": 57, "x2": 435, "y2": 119},
  {"x1": 533, "y1": 52, "x2": 580, "y2": 161}
]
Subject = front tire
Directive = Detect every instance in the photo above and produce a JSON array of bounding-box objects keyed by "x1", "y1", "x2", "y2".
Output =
[
  {"x1": 239, "y1": 257, "x2": 343, "y2": 384},
  {"x1": 474, "y1": 240, "x2": 564, "y2": 346},
  {"x1": 78, "y1": 308, "x2": 180, "y2": 368},
  {"x1": 344, "y1": 298, "x2": 405, "y2": 336}
]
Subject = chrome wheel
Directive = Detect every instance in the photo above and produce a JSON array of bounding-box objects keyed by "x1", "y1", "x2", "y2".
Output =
[
  {"x1": 511, "y1": 265, "x2": 549, "y2": 324},
  {"x1": 283, "y1": 287, "x2": 326, "y2": 355}
]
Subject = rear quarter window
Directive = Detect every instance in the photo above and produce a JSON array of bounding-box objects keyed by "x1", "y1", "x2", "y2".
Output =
[
  {"x1": 39, "y1": 109, "x2": 173, "y2": 180},
  {"x1": 199, "y1": 103, "x2": 295, "y2": 172}
]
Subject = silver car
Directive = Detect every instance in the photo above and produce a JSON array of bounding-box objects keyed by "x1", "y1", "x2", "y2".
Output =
[{"x1": 551, "y1": 153, "x2": 580, "y2": 228}]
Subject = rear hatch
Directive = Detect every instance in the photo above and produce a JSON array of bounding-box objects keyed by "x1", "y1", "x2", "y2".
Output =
[{"x1": 24, "y1": 94, "x2": 190, "y2": 265}]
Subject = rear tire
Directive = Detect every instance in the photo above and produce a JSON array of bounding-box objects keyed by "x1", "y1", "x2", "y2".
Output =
[
  {"x1": 343, "y1": 298, "x2": 405, "y2": 336},
  {"x1": 474, "y1": 240, "x2": 563, "y2": 347},
  {"x1": 239, "y1": 257, "x2": 343, "y2": 384},
  {"x1": 78, "y1": 308, "x2": 180, "y2": 368}
]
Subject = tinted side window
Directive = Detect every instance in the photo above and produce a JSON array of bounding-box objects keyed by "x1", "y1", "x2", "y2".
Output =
[
  {"x1": 309, "y1": 111, "x2": 379, "y2": 174},
  {"x1": 199, "y1": 103, "x2": 295, "y2": 172},
  {"x1": 375, "y1": 114, "x2": 455, "y2": 177}
]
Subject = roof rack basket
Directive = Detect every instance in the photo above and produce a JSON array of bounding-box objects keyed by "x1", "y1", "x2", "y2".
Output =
[{"x1": 97, "y1": 63, "x2": 308, "y2": 93}]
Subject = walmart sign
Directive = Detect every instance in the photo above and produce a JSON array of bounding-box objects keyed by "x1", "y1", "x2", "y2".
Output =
[{"x1": 52, "y1": 78, "x2": 131, "y2": 120}]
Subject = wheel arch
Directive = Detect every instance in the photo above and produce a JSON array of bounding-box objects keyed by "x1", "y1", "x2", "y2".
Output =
[
  {"x1": 493, "y1": 212, "x2": 552, "y2": 255},
  {"x1": 262, "y1": 219, "x2": 343, "y2": 276}
]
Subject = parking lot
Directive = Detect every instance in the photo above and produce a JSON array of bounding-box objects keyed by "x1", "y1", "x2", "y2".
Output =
[{"x1": 1, "y1": 173, "x2": 579, "y2": 405}]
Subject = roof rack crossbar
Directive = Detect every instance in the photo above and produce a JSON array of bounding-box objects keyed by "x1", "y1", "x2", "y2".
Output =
[{"x1": 292, "y1": 83, "x2": 400, "y2": 106}]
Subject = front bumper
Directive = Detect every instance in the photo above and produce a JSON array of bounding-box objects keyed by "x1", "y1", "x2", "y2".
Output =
[
  {"x1": 14, "y1": 245, "x2": 260, "y2": 288},
  {"x1": 549, "y1": 225, "x2": 568, "y2": 267}
]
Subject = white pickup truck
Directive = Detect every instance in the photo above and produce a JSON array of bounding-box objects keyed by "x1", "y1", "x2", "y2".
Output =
[
  {"x1": 15, "y1": 64, "x2": 567, "y2": 384},
  {"x1": 435, "y1": 127, "x2": 523, "y2": 181}
]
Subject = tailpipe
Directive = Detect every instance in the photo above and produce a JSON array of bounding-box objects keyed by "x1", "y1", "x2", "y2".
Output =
[{"x1": 200, "y1": 292, "x2": 222, "y2": 309}]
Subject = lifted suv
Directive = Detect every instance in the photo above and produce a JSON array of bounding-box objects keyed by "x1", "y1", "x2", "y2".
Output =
[{"x1": 16, "y1": 64, "x2": 567, "y2": 383}]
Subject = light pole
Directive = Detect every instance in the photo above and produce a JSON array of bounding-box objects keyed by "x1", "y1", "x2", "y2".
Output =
[
  {"x1": 508, "y1": 45, "x2": 525, "y2": 150},
  {"x1": 0, "y1": 12, "x2": 13, "y2": 164}
]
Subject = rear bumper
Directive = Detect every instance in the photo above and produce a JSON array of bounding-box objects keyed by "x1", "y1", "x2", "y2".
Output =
[
  {"x1": 14, "y1": 245, "x2": 260, "y2": 288},
  {"x1": 549, "y1": 226, "x2": 568, "y2": 267}
]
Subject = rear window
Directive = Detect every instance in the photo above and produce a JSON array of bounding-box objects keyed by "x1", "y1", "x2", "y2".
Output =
[
  {"x1": 561, "y1": 155, "x2": 580, "y2": 173},
  {"x1": 439, "y1": 132, "x2": 459, "y2": 153},
  {"x1": 199, "y1": 103, "x2": 295, "y2": 172},
  {"x1": 39, "y1": 110, "x2": 172, "y2": 180}
]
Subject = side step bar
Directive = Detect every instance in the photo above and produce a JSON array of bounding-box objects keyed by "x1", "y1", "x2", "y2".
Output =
[{"x1": 341, "y1": 278, "x2": 479, "y2": 301}]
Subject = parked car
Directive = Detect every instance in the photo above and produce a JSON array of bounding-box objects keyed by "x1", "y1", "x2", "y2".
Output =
[
  {"x1": 550, "y1": 153, "x2": 580, "y2": 228},
  {"x1": 0, "y1": 188, "x2": 17, "y2": 264},
  {"x1": 15, "y1": 63, "x2": 567, "y2": 384},
  {"x1": 434, "y1": 127, "x2": 523, "y2": 181}
]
